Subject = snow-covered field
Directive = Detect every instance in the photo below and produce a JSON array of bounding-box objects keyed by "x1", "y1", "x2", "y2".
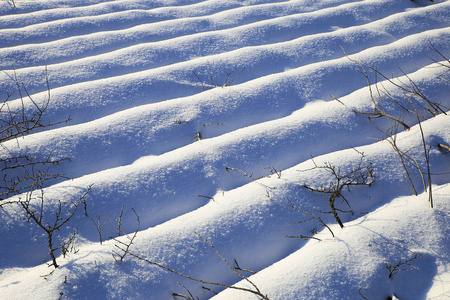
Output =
[{"x1": 0, "y1": 0, "x2": 449, "y2": 299}]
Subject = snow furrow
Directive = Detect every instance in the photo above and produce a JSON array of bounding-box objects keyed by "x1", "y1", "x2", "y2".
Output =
[
  {"x1": 1, "y1": 1, "x2": 448, "y2": 96},
  {"x1": 0, "y1": 0, "x2": 414, "y2": 69},
  {"x1": 0, "y1": 0, "x2": 350, "y2": 31}
]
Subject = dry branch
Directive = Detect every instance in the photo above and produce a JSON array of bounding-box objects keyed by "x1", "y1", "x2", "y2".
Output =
[{"x1": 130, "y1": 232, "x2": 269, "y2": 299}]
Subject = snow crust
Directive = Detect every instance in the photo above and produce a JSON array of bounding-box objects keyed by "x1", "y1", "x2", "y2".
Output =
[{"x1": 0, "y1": 0, "x2": 449, "y2": 299}]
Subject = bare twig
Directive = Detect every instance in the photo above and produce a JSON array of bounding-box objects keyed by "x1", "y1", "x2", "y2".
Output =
[
  {"x1": 130, "y1": 232, "x2": 269, "y2": 299},
  {"x1": 387, "y1": 252, "x2": 423, "y2": 278},
  {"x1": 90, "y1": 213, "x2": 110, "y2": 245},
  {"x1": 281, "y1": 198, "x2": 335, "y2": 239},
  {"x1": 112, "y1": 208, "x2": 140, "y2": 262},
  {"x1": 438, "y1": 143, "x2": 450, "y2": 152}
]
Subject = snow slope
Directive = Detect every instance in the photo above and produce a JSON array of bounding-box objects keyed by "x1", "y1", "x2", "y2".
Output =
[{"x1": 0, "y1": 0, "x2": 449, "y2": 299}]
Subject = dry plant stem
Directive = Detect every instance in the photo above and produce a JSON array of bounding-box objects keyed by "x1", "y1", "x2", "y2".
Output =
[
  {"x1": 173, "y1": 282, "x2": 199, "y2": 300},
  {"x1": 0, "y1": 155, "x2": 71, "y2": 205},
  {"x1": 384, "y1": 123, "x2": 419, "y2": 196},
  {"x1": 358, "y1": 287, "x2": 369, "y2": 300},
  {"x1": 202, "y1": 286, "x2": 219, "y2": 295},
  {"x1": 61, "y1": 228, "x2": 79, "y2": 258},
  {"x1": 3, "y1": 67, "x2": 70, "y2": 142},
  {"x1": 130, "y1": 232, "x2": 269, "y2": 300},
  {"x1": 407, "y1": 98, "x2": 433, "y2": 207},
  {"x1": 282, "y1": 199, "x2": 335, "y2": 238},
  {"x1": 381, "y1": 241, "x2": 424, "y2": 278},
  {"x1": 198, "y1": 194, "x2": 215, "y2": 201},
  {"x1": 234, "y1": 259, "x2": 256, "y2": 274},
  {"x1": 116, "y1": 205, "x2": 125, "y2": 236},
  {"x1": 3, "y1": 0, "x2": 16, "y2": 7},
  {"x1": 112, "y1": 208, "x2": 140, "y2": 262},
  {"x1": 91, "y1": 213, "x2": 110, "y2": 245},
  {"x1": 438, "y1": 143, "x2": 450, "y2": 152},
  {"x1": 427, "y1": 41, "x2": 450, "y2": 82},
  {"x1": 173, "y1": 293, "x2": 192, "y2": 300}
]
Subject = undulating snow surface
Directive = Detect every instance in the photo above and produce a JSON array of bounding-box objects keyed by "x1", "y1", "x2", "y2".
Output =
[{"x1": 0, "y1": 0, "x2": 449, "y2": 299}]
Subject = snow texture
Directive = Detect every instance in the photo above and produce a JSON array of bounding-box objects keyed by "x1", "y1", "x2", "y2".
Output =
[{"x1": 0, "y1": 0, "x2": 449, "y2": 299}]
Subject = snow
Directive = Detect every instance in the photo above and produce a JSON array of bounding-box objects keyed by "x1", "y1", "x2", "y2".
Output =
[{"x1": 0, "y1": 0, "x2": 449, "y2": 299}]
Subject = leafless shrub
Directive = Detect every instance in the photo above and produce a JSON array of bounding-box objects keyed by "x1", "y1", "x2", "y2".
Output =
[
  {"x1": 131, "y1": 232, "x2": 269, "y2": 299},
  {"x1": 0, "y1": 68, "x2": 71, "y2": 207},
  {"x1": 18, "y1": 185, "x2": 92, "y2": 268},
  {"x1": 299, "y1": 150, "x2": 374, "y2": 228},
  {"x1": 111, "y1": 207, "x2": 140, "y2": 262},
  {"x1": 1, "y1": 67, "x2": 70, "y2": 142},
  {"x1": 193, "y1": 62, "x2": 245, "y2": 91},
  {"x1": 338, "y1": 44, "x2": 449, "y2": 208}
]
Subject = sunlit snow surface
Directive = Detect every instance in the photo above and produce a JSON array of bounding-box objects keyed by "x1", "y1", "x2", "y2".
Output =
[{"x1": 0, "y1": 0, "x2": 449, "y2": 299}]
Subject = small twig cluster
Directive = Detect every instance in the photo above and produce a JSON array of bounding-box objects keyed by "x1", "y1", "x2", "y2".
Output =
[
  {"x1": 225, "y1": 165, "x2": 280, "y2": 191},
  {"x1": 193, "y1": 62, "x2": 245, "y2": 91},
  {"x1": 383, "y1": 241, "x2": 423, "y2": 279},
  {"x1": 226, "y1": 164, "x2": 282, "y2": 181},
  {"x1": 111, "y1": 207, "x2": 140, "y2": 262},
  {"x1": 61, "y1": 228, "x2": 79, "y2": 258},
  {"x1": 387, "y1": 252, "x2": 423, "y2": 278},
  {"x1": 283, "y1": 198, "x2": 335, "y2": 240},
  {"x1": 300, "y1": 150, "x2": 374, "y2": 228},
  {"x1": 225, "y1": 166, "x2": 267, "y2": 181},
  {"x1": 91, "y1": 213, "x2": 110, "y2": 245}
]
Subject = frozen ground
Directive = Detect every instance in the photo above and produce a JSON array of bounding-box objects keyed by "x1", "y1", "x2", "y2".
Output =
[{"x1": 0, "y1": 0, "x2": 449, "y2": 299}]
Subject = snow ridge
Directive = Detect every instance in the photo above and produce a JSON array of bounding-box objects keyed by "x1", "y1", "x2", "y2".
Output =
[{"x1": 0, "y1": 0, "x2": 449, "y2": 299}]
